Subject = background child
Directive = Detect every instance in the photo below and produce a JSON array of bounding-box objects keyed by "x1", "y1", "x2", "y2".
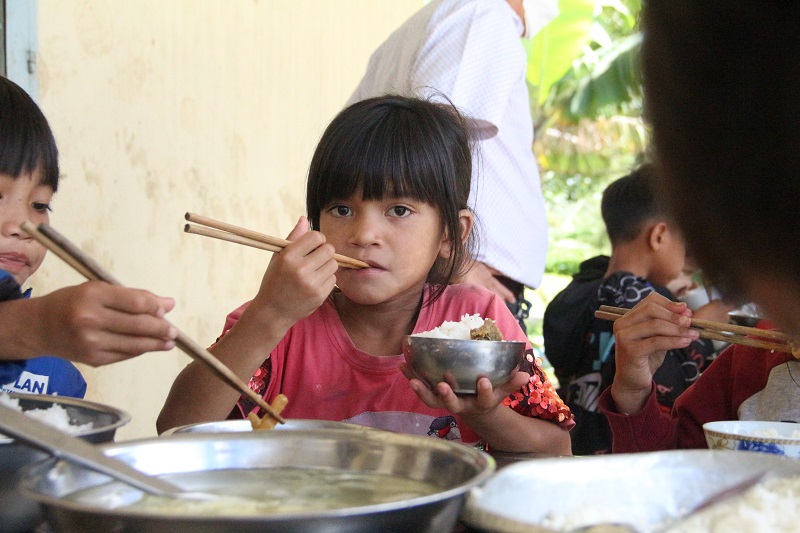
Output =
[
  {"x1": 158, "y1": 95, "x2": 573, "y2": 454},
  {"x1": 544, "y1": 164, "x2": 728, "y2": 455},
  {"x1": 0, "y1": 75, "x2": 178, "y2": 397},
  {"x1": 597, "y1": 1, "x2": 800, "y2": 452}
]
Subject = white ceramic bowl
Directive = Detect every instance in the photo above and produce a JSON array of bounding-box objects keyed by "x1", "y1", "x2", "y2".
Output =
[
  {"x1": 679, "y1": 286, "x2": 722, "y2": 311},
  {"x1": 704, "y1": 420, "x2": 800, "y2": 458}
]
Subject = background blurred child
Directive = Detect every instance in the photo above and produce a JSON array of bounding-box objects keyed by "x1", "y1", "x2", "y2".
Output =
[
  {"x1": 158, "y1": 95, "x2": 572, "y2": 454},
  {"x1": 0, "y1": 75, "x2": 177, "y2": 397},
  {"x1": 544, "y1": 164, "x2": 728, "y2": 455},
  {"x1": 597, "y1": 1, "x2": 800, "y2": 452}
]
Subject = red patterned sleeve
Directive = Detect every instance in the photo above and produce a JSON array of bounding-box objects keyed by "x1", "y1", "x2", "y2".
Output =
[{"x1": 502, "y1": 349, "x2": 575, "y2": 430}]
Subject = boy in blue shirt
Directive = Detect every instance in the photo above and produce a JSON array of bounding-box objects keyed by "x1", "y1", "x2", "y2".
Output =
[{"x1": 0, "y1": 76, "x2": 178, "y2": 397}]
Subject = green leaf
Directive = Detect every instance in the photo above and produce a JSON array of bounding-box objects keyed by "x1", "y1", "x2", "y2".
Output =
[
  {"x1": 525, "y1": 0, "x2": 596, "y2": 105},
  {"x1": 568, "y1": 32, "x2": 642, "y2": 119}
]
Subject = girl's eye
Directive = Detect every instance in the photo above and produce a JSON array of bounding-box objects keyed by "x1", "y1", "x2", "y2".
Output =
[
  {"x1": 32, "y1": 202, "x2": 52, "y2": 213},
  {"x1": 388, "y1": 206, "x2": 411, "y2": 217},
  {"x1": 328, "y1": 205, "x2": 352, "y2": 217}
]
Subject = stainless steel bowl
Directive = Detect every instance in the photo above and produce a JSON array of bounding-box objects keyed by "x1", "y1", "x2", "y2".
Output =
[
  {"x1": 402, "y1": 336, "x2": 525, "y2": 393},
  {"x1": 162, "y1": 418, "x2": 373, "y2": 435},
  {"x1": 0, "y1": 393, "x2": 129, "y2": 533},
  {"x1": 22, "y1": 429, "x2": 495, "y2": 533}
]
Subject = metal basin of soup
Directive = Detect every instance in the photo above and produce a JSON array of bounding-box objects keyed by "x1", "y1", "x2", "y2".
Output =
[{"x1": 22, "y1": 428, "x2": 495, "y2": 533}]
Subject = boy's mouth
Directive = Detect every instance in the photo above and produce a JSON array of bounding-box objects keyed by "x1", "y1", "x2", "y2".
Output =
[{"x1": 0, "y1": 252, "x2": 30, "y2": 271}]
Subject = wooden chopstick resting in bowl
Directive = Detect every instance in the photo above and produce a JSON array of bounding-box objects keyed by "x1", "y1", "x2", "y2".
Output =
[
  {"x1": 595, "y1": 305, "x2": 800, "y2": 356},
  {"x1": 184, "y1": 213, "x2": 369, "y2": 270},
  {"x1": 20, "y1": 222, "x2": 286, "y2": 425}
]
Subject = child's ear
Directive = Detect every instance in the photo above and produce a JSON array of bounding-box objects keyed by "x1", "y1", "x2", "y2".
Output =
[
  {"x1": 439, "y1": 209, "x2": 474, "y2": 258},
  {"x1": 457, "y1": 209, "x2": 474, "y2": 244},
  {"x1": 648, "y1": 222, "x2": 669, "y2": 251}
]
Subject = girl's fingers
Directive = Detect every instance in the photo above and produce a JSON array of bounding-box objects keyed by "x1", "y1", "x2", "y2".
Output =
[
  {"x1": 492, "y1": 372, "x2": 530, "y2": 398},
  {"x1": 408, "y1": 378, "x2": 440, "y2": 405},
  {"x1": 434, "y1": 382, "x2": 461, "y2": 411},
  {"x1": 285, "y1": 216, "x2": 310, "y2": 241}
]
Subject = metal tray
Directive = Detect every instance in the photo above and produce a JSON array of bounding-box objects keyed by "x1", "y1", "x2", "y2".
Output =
[
  {"x1": 462, "y1": 449, "x2": 800, "y2": 533},
  {"x1": 23, "y1": 428, "x2": 494, "y2": 533}
]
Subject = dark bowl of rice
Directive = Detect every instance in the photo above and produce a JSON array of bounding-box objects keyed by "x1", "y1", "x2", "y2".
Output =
[{"x1": 0, "y1": 392, "x2": 129, "y2": 533}]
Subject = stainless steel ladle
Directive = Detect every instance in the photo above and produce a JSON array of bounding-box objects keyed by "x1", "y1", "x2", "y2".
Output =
[{"x1": 0, "y1": 403, "x2": 199, "y2": 499}]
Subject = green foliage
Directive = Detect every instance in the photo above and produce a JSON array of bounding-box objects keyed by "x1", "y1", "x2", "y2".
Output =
[
  {"x1": 525, "y1": 0, "x2": 646, "y2": 277},
  {"x1": 542, "y1": 168, "x2": 611, "y2": 276},
  {"x1": 524, "y1": 0, "x2": 596, "y2": 108}
]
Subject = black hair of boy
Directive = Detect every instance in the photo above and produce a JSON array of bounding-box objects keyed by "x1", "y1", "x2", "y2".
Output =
[
  {"x1": 641, "y1": 1, "x2": 800, "y2": 299},
  {"x1": 601, "y1": 163, "x2": 667, "y2": 247},
  {"x1": 0, "y1": 76, "x2": 59, "y2": 190},
  {"x1": 306, "y1": 94, "x2": 476, "y2": 301}
]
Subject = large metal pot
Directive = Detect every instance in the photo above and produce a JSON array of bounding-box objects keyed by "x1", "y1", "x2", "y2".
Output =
[
  {"x1": 22, "y1": 429, "x2": 494, "y2": 532},
  {"x1": 0, "y1": 393, "x2": 129, "y2": 533}
]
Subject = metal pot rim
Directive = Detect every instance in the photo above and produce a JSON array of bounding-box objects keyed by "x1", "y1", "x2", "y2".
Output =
[{"x1": 22, "y1": 429, "x2": 496, "y2": 522}]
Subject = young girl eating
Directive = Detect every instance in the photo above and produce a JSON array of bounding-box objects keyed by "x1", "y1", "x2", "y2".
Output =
[{"x1": 158, "y1": 95, "x2": 572, "y2": 454}]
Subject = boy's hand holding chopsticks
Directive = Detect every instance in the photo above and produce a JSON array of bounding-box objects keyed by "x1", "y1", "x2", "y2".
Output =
[
  {"x1": 28, "y1": 282, "x2": 177, "y2": 366},
  {"x1": 599, "y1": 293, "x2": 700, "y2": 415},
  {"x1": 20, "y1": 221, "x2": 286, "y2": 425},
  {"x1": 596, "y1": 296, "x2": 797, "y2": 355}
]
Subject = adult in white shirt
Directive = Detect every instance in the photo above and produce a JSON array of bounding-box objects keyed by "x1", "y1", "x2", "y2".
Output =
[{"x1": 348, "y1": 0, "x2": 557, "y2": 328}]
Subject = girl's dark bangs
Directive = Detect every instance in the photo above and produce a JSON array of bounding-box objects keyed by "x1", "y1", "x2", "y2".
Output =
[{"x1": 322, "y1": 110, "x2": 435, "y2": 205}]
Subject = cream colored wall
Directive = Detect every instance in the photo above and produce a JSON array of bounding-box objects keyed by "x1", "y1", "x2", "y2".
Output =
[{"x1": 30, "y1": 0, "x2": 422, "y2": 441}]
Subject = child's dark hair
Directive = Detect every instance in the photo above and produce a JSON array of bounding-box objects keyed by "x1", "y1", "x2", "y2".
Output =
[
  {"x1": 0, "y1": 76, "x2": 59, "y2": 190},
  {"x1": 601, "y1": 163, "x2": 668, "y2": 247},
  {"x1": 306, "y1": 95, "x2": 475, "y2": 302},
  {"x1": 642, "y1": 1, "x2": 800, "y2": 300}
]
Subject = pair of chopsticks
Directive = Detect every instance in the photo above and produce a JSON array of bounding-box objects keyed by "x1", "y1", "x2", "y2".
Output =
[
  {"x1": 595, "y1": 305, "x2": 798, "y2": 356},
  {"x1": 184, "y1": 213, "x2": 369, "y2": 270},
  {"x1": 20, "y1": 222, "x2": 286, "y2": 425}
]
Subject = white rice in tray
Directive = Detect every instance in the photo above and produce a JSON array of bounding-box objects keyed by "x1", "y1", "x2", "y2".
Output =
[
  {"x1": 413, "y1": 314, "x2": 486, "y2": 340},
  {"x1": 0, "y1": 392, "x2": 93, "y2": 434},
  {"x1": 749, "y1": 428, "x2": 800, "y2": 439},
  {"x1": 667, "y1": 476, "x2": 800, "y2": 533}
]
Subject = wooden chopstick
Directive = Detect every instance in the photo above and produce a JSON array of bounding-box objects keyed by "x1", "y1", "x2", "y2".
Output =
[
  {"x1": 185, "y1": 225, "x2": 284, "y2": 254},
  {"x1": 184, "y1": 212, "x2": 369, "y2": 270},
  {"x1": 595, "y1": 305, "x2": 798, "y2": 355},
  {"x1": 21, "y1": 222, "x2": 285, "y2": 425}
]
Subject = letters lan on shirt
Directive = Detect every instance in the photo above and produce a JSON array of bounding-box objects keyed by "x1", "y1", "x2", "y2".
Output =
[{"x1": 4, "y1": 370, "x2": 49, "y2": 394}]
